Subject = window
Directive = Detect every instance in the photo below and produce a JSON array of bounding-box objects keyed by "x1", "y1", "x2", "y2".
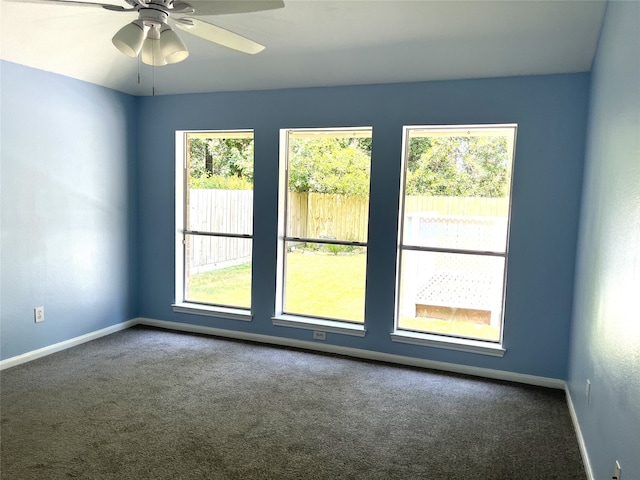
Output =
[
  {"x1": 274, "y1": 128, "x2": 372, "y2": 332},
  {"x1": 174, "y1": 130, "x2": 254, "y2": 318},
  {"x1": 394, "y1": 125, "x2": 516, "y2": 347}
]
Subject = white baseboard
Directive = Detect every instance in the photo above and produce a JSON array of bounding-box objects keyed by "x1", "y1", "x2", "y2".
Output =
[
  {"x1": 136, "y1": 317, "x2": 565, "y2": 389},
  {"x1": 1, "y1": 316, "x2": 565, "y2": 390},
  {"x1": 0, "y1": 319, "x2": 138, "y2": 371},
  {"x1": 565, "y1": 387, "x2": 594, "y2": 480}
]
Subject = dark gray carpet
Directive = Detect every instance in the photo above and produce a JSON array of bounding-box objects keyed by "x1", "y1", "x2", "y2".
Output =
[{"x1": 1, "y1": 326, "x2": 585, "y2": 479}]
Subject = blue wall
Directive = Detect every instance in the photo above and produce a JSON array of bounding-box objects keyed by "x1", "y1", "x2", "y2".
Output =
[
  {"x1": 0, "y1": 61, "x2": 138, "y2": 360},
  {"x1": 0, "y1": 62, "x2": 591, "y2": 381},
  {"x1": 568, "y1": 1, "x2": 640, "y2": 479},
  {"x1": 137, "y1": 73, "x2": 589, "y2": 379}
]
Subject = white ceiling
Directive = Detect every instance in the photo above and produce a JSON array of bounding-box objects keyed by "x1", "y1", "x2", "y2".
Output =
[{"x1": 0, "y1": 0, "x2": 607, "y2": 96}]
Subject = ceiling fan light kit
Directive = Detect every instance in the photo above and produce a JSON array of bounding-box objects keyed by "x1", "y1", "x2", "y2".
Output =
[
  {"x1": 112, "y1": 20, "x2": 145, "y2": 57},
  {"x1": 140, "y1": 25, "x2": 167, "y2": 66},
  {"x1": 112, "y1": 5, "x2": 188, "y2": 66},
  {"x1": 18, "y1": 0, "x2": 285, "y2": 66},
  {"x1": 159, "y1": 28, "x2": 189, "y2": 64}
]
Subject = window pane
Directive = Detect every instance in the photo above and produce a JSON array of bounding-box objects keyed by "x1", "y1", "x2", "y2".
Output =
[
  {"x1": 187, "y1": 189, "x2": 253, "y2": 235},
  {"x1": 286, "y1": 130, "x2": 371, "y2": 243},
  {"x1": 284, "y1": 241, "x2": 367, "y2": 323},
  {"x1": 186, "y1": 133, "x2": 253, "y2": 235},
  {"x1": 397, "y1": 250, "x2": 504, "y2": 341},
  {"x1": 403, "y1": 213, "x2": 508, "y2": 252},
  {"x1": 286, "y1": 192, "x2": 369, "y2": 242},
  {"x1": 402, "y1": 129, "x2": 513, "y2": 252},
  {"x1": 185, "y1": 235, "x2": 251, "y2": 308}
]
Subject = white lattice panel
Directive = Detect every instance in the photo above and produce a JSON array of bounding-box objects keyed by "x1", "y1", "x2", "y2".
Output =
[{"x1": 405, "y1": 213, "x2": 507, "y2": 252}]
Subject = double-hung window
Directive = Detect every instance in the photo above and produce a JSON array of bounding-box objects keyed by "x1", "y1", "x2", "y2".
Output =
[
  {"x1": 274, "y1": 127, "x2": 372, "y2": 334},
  {"x1": 174, "y1": 130, "x2": 254, "y2": 318},
  {"x1": 394, "y1": 125, "x2": 516, "y2": 351}
]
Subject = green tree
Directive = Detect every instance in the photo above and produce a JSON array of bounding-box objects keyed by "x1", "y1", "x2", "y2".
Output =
[
  {"x1": 187, "y1": 133, "x2": 508, "y2": 197},
  {"x1": 187, "y1": 138, "x2": 210, "y2": 179},
  {"x1": 188, "y1": 137, "x2": 254, "y2": 190},
  {"x1": 406, "y1": 135, "x2": 509, "y2": 197},
  {"x1": 206, "y1": 138, "x2": 254, "y2": 182},
  {"x1": 288, "y1": 137, "x2": 371, "y2": 197},
  {"x1": 406, "y1": 137, "x2": 432, "y2": 174}
]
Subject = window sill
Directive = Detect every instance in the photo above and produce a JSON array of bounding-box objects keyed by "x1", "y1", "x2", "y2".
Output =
[
  {"x1": 272, "y1": 314, "x2": 366, "y2": 337},
  {"x1": 172, "y1": 303, "x2": 252, "y2": 322},
  {"x1": 390, "y1": 331, "x2": 505, "y2": 357}
]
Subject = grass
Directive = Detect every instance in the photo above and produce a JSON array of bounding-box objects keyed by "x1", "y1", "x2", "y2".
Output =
[
  {"x1": 284, "y1": 252, "x2": 366, "y2": 322},
  {"x1": 398, "y1": 317, "x2": 499, "y2": 341},
  {"x1": 187, "y1": 263, "x2": 251, "y2": 308},
  {"x1": 188, "y1": 252, "x2": 500, "y2": 340}
]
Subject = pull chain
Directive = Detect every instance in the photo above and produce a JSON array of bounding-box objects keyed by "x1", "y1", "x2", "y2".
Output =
[{"x1": 152, "y1": 40, "x2": 156, "y2": 96}]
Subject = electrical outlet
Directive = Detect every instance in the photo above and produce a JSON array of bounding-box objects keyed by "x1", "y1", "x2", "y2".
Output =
[
  {"x1": 34, "y1": 306, "x2": 45, "y2": 323},
  {"x1": 312, "y1": 331, "x2": 326, "y2": 341},
  {"x1": 613, "y1": 460, "x2": 621, "y2": 479},
  {"x1": 586, "y1": 379, "x2": 591, "y2": 404}
]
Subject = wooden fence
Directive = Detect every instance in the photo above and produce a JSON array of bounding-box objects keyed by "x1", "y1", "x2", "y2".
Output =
[
  {"x1": 287, "y1": 192, "x2": 369, "y2": 241},
  {"x1": 188, "y1": 189, "x2": 510, "y2": 271},
  {"x1": 188, "y1": 189, "x2": 253, "y2": 272},
  {"x1": 287, "y1": 193, "x2": 509, "y2": 241}
]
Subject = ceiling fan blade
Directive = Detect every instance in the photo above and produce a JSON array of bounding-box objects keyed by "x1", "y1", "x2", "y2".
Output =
[
  {"x1": 174, "y1": 18, "x2": 265, "y2": 54},
  {"x1": 180, "y1": 0, "x2": 284, "y2": 17},
  {"x1": 6, "y1": 0, "x2": 128, "y2": 9}
]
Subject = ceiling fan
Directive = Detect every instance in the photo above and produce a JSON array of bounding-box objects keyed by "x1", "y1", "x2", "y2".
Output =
[{"x1": 20, "y1": 0, "x2": 285, "y2": 66}]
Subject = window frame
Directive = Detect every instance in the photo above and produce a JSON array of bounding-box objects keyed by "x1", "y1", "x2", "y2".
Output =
[
  {"x1": 173, "y1": 130, "x2": 254, "y2": 321},
  {"x1": 392, "y1": 124, "x2": 517, "y2": 355},
  {"x1": 272, "y1": 127, "x2": 373, "y2": 336}
]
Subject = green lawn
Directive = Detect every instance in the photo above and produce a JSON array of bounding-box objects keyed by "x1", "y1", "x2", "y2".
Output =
[
  {"x1": 284, "y1": 252, "x2": 366, "y2": 322},
  {"x1": 187, "y1": 263, "x2": 252, "y2": 308},
  {"x1": 188, "y1": 252, "x2": 500, "y2": 340},
  {"x1": 398, "y1": 316, "x2": 499, "y2": 341}
]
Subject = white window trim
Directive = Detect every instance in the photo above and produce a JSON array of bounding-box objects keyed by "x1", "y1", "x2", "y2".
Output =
[
  {"x1": 391, "y1": 330, "x2": 506, "y2": 357},
  {"x1": 272, "y1": 314, "x2": 366, "y2": 337},
  {"x1": 172, "y1": 302, "x2": 252, "y2": 322},
  {"x1": 174, "y1": 130, "x2": 254, "y2": 319},
  {"x1": 393, "y1": 124, "x2": 517, "y2": 349},
  {"x1": 275, "y1": 126, "x2": 373, "y2": 327}
]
